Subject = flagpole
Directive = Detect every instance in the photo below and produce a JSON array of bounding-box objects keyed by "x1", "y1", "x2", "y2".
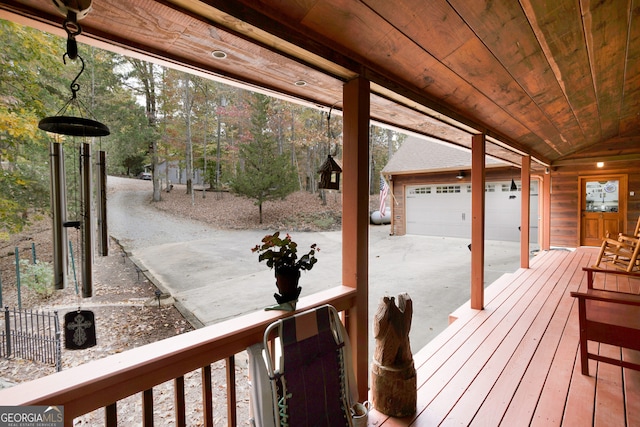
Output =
[
  {"x1": 381, "y1": 174, "x2": 396, "y2": 236},
  {"x1": 388, "y1": 177, "x2": 398, "y2": 206}
]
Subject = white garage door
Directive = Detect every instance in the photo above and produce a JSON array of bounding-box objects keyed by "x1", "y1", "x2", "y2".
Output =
[{"x1": 406, "y1": 181, "x2": 538, "y2": 242}]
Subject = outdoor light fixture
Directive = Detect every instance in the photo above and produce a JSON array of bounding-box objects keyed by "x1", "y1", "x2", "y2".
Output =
[
  {"x1": 211, "y1": 50, "x2": 227, "y2": 59},
  {"x1": 597, "y1": 162, "x2": 604, "y2": 168},
  {"x1": 456, "y1": 171, "x2": 465, "y2": 179},
  {"x1": 294, "y1": 80, "x2": 307, "y2": 86},
  {"x1": 510, "y1": 178, "x2": 518, "y2": 191}
]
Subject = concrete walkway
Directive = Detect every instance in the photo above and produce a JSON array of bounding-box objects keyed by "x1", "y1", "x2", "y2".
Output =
[{"x1": 108, "y1": 177, "x2": 537, "y2": 357}]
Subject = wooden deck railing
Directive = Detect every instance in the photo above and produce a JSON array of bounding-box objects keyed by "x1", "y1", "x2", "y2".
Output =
[{"x1": 0, "y1": 286, "x2": 357, "y2": 426}]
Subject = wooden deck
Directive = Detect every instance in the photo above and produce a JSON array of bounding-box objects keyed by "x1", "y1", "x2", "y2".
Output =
[{"x1": 369, "y1": 247, "x2": 640, "y2": 426}]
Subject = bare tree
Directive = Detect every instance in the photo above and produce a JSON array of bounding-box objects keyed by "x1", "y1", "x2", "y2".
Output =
[
  {"x1": 126, "y1": 59, "x2": 161, "y2": 201},
  {"x1": 183, "y1": 73, "x2": 194, "y2": 198}
]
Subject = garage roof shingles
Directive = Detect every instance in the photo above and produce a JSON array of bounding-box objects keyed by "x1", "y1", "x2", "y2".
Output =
[{"x1": 383, "y1": 136, "x2": 506, "y2": 175}]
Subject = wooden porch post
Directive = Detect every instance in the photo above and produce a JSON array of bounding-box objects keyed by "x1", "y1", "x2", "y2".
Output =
[
  {"x1": 471, "y1": 134, "x2": 485, "y2": 310},
  {"x1": 520, "y1": 155, "x2": 531, "y2": 268},
  {"x1": 541, "y1": 172, "x2": 551, "y2": 250},
  {"x1": 342, "y1": 76, "x2": 370, "y2": 401}
]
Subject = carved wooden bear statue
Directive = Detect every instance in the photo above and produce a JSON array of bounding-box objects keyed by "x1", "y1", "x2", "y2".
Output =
[{"x1": 371, "y1": 293, "x2": 417, "y2": 417}]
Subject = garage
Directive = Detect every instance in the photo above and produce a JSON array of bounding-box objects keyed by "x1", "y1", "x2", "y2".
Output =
[{"x1": 405, "y1": 181, "x2": 539, "y2": 243}]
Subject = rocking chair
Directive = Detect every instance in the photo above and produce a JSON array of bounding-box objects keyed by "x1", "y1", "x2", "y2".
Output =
[{"x1": 593, "y1": 216, "x2": 640, "y2": 272}]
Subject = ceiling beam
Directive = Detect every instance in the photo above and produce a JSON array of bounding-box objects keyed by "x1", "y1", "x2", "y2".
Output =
[{"x1": 552, "y1": 153, "x2": 640, "y2": 167}]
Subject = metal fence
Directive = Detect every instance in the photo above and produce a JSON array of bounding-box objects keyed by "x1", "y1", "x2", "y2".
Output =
[{"x1": 1, "y1": 306, "x2": 62, "y2": 371}]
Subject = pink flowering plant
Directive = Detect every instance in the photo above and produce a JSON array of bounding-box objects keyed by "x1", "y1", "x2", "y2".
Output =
[{"x1": 252, "y1": 231, "x2": 319, "y2": 272}]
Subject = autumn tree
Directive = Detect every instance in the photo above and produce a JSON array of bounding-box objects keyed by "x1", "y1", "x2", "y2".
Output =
[
  {"x1": 0, "y1": 20, "x2": 65, "y2": 234},
  {"x1": 230, "y1": 93, "x2": 297, "y2": 223},
  {"x1": 189, "y1": 79, "x2": 239, "y2": 192},
  {"x1": 89, "y1": 49, "x2": 151, "y2": 177}
]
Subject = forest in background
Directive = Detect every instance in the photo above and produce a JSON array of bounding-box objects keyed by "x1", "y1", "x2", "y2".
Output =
[{"x1": 0, "y1": 18, "x2": 405, "y2": 235}]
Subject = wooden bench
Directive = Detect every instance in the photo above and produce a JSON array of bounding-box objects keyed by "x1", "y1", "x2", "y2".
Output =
[{"x1": 570, "y1": 267, "x2": 640, "y2": 376}]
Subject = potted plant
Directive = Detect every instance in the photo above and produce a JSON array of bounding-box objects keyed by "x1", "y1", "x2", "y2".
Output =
[{"x1": 252, "y1": 231, "x2": 319, "y2": 304}]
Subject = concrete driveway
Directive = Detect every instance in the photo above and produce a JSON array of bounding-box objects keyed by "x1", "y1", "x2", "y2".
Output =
[{"x1": 108, "y1": 176, "x2": 534, "y2": 357}]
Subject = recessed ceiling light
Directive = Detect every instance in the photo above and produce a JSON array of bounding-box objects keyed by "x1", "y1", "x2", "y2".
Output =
[
  {"x1": 294, "y1": 80, "x2": 307, "y2": 87},
  {"x1": 596, "y1": 162, "x2": 604, "y2": 168},
  {"x1": 211, "y1": 50, "x2": 227, "y2": 59}
]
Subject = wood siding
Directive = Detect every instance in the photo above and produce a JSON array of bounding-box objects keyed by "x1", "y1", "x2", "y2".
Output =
[
  {"x1": 551, "y1": 161, "x2": 640, "y2": 248},
  {"x1": 389, "y1": 161, "x2": 640, "y2": 248}
]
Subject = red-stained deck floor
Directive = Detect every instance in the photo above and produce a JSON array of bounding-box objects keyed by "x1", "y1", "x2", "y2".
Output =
[{"x1": 369, "y1": 247, "x2": 640, "y2": 427}]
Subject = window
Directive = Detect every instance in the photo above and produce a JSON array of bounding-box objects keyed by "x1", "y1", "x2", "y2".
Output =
[
  {"x1": 436, "y1": 185, "x2": 461, "y2": 194},
  {"x1": 585, "y1": 180, "x2": 619, "y2": 212},
  {"x1": 501, "y1": 183, "x2": 521, "y2": 192},
  {"x1": 410, "y1": 187, "x2": 431, "y2": 195}
]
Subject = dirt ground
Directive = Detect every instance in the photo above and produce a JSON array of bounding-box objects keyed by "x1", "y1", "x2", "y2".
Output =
[
  {"x1": 153, "y1": 183, "x2": 346, "y2": 232},
  {"x1": 0, "y1": 181, "x2": 376, "y2": 424}
]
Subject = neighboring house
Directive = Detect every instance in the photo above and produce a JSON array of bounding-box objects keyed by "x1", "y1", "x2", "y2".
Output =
[
  {"x1": 156, "y1": 160, "x2": 205, "y2": 186},
  {"x1": 382, "y1": 136, "x2": 539, "y2": 243}
]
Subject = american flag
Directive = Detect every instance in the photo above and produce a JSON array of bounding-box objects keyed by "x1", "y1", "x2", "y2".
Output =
[{"x1": 379, "y1": 176, "x2": 389, "y2": 213}]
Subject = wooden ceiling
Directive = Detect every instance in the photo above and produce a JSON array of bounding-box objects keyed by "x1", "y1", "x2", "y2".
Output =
[{"x1": 2, "y1": 0, "x2": 639, "y2": 171}]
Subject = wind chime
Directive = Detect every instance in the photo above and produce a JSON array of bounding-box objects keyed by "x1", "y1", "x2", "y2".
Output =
[
  {"x1": 318, "y1": 106, "x2": 342, "y2": 190},
  {"x1": 38, "y1": 0, "x2": 108, "y2": 350}
]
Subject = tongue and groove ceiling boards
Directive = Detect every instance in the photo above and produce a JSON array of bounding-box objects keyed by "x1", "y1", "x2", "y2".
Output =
[{"x1": 2, "y1": 0, "x2": 639, "y2": 169}]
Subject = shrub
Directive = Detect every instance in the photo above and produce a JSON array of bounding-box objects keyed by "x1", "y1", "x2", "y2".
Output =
[{"x1": 19, "y1": 259, "x2": 55, "y2": 299}]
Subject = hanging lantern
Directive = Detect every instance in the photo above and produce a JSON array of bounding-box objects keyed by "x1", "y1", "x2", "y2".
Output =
[
  {"x1": 317, "y1": 103, "x2": 342, "y2": 190},
  {"x1": 318, "y1": 154, "x2": 342, "y2": 190}
]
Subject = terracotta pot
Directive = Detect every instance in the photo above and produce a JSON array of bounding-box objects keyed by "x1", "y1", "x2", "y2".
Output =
[{"x1": 274, "y1": 266, "x2": 301, "y2": 303}]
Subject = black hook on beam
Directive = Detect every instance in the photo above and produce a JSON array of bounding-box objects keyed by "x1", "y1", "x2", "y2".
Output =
[{"x1": 62, "y1": 53, "x2": 85, "y2": 99}]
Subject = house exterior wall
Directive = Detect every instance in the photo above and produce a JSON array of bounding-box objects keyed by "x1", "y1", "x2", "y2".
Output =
[
  {"x1": 156, "y1": 161, "x2": 205, "y2": 185},
  {"x1": 550, "y1": 160, "x2": 640, "y2": 248},
  {"x1": 390, "y1": 162, "x2": 640, "y2": 247}
]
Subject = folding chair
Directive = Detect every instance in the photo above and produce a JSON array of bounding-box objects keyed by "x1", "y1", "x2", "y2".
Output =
[{"x1": 256, "y1": 305, "x2": 358, "y2": 427}]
